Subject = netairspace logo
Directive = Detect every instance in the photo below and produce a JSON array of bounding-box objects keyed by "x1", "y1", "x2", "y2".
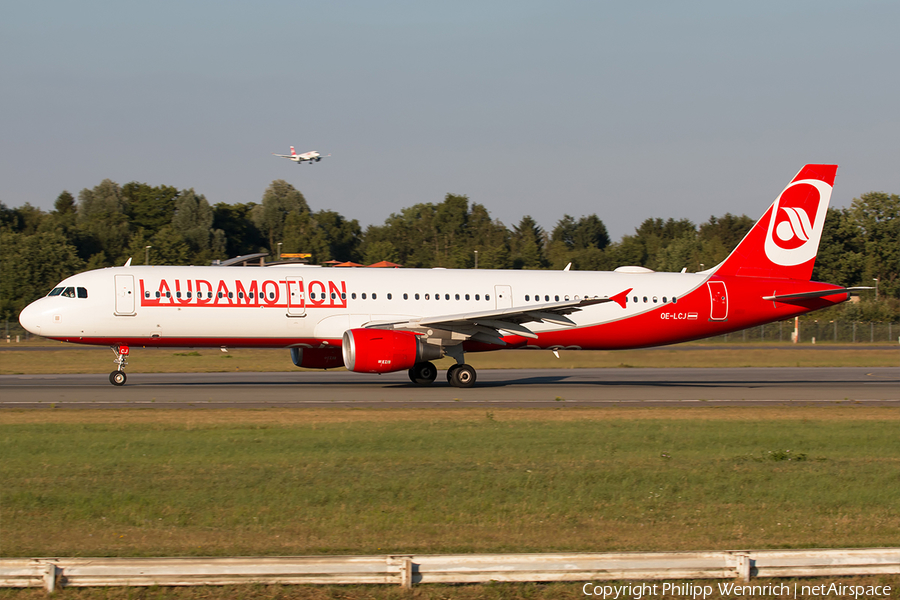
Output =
[{"x1": 582, "y1": 581, "x2": 893, "y2": 598}]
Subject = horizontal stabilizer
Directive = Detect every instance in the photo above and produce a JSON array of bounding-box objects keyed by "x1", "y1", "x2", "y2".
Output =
[{"x1": 762, "y1": 287, "x2": 872, "y2": 302}]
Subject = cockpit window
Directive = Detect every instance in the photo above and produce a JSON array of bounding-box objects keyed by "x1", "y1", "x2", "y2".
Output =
[
  {"x1": 48, "y1": 287, "x2": 63, "y2": 296},
  {"x1": 77, "y1": 287, "x2": 88, "y2": 298},
  {"x1": 61, "y1": 287, "x2": 76, "y2": 298}
]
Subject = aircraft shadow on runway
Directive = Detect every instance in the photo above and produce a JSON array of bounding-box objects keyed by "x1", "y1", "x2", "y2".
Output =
[{"x1": 137, "y1": 376, "x2": 866, "y2": 389}]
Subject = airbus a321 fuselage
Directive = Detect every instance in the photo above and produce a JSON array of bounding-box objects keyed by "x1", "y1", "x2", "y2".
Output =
[{"x1": 19, "y1": 165, "x2": 862, "y2": 387}]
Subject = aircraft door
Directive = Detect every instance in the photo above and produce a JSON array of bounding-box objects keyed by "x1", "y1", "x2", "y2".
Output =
[
  {"x1": 114, "y1": 275, "x2": 136, "y2": 315},
  {"x1": 707, "y1": 280, "x2": 728, "y2": 321},
  {"x1": 494, "y1": 285, "x2": 513, "y2": 309},
  {"x1": 286, "y1": 277, "x2": 306, "y2": 317}
]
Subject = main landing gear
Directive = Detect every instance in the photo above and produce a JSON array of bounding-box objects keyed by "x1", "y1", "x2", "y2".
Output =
[
  {"x1": 109, "y1": 345, "x2": 129, "y2": 386},
  {"x1": 408, "y1": 361, "x2": 437, "y2": 386},
  {"x1": 447, "y1": 363, "x2": 476, "y2": 388},
  {"x1": 407, "y1": 361, "x2": 477, "y2": 388}
]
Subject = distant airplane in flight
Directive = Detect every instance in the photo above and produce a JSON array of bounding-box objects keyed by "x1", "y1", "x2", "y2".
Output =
[
  {"x1": 19, "y1": 164, "x2": 868, "y2": 388},
  {"x1": 272, "y1": 146, "x2": 330, "y2": 164}
]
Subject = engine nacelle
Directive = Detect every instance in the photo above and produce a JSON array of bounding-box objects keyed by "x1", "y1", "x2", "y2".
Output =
[
  {"x1": 342, "y1": 329, "x2": 442, "y2": 373},
  {"x1": 290, "y1": 346, "x2": 344, "y2": 369}
]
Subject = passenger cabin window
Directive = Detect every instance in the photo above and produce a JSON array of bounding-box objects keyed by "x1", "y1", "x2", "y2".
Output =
[{"x1": 486, "y1": 294, "x2": 490, "y2": 301}]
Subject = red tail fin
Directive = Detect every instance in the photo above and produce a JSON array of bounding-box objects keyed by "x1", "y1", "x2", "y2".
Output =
[{"x1": 714, "y1": 164, "x2": 837, "y2": 280}]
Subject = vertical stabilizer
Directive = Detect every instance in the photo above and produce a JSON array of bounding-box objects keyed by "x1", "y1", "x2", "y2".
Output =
[{"x1": 714, "y1": 164, "x2": 837, "y2": 280}]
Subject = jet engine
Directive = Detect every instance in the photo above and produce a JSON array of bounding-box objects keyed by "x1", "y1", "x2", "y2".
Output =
[
  {"x1": 342, "y1": 329, "x2": 442, "y2": 373},
  {"x1": 290, "y1": 346, "x2": 344, "y2": 369}
]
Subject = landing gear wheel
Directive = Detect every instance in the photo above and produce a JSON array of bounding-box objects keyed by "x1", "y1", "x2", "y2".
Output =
[
  {"x1": 446, "y1": 363, "x2": 461, "y2": 383},
  {"x1": 408, "y1": 361, "x2": 437, "y2": 386},
  {"x1": 109, "y1": 370, "x2": 127, "y2": 386},
  {"x1": 109, "y1": 345, "x2": 129, "y2": 386},
  {"x1": 449, "y1": 364, "x2": 476, "y2": 388}
]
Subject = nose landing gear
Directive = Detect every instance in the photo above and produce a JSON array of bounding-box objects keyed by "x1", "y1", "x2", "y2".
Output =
[{"x1": 109, "y1": 345, "x2": 129, "y2": 386}]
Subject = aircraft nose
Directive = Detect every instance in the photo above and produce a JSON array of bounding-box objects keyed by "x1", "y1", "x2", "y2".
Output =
[{"x1": 18, "y1": 301, "x2": 42, "y2": 336}]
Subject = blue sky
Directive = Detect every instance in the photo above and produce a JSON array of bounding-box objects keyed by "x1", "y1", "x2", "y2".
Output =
[{"x1": 2, "y1": 1, "x2": 898, "y2": 240}]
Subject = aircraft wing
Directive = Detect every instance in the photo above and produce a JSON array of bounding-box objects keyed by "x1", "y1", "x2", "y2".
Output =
[
  {"x1": 272, "y1": 153, "x2": 293, "y2": 158},
  {"x1": 365, "y1": 294, "x2": 624, "y2": 346}
]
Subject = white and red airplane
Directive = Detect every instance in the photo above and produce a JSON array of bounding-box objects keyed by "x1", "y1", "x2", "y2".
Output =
[
  {"x1": 272, "y1": 146, "x2": 329, "y2": 164},
  {"x1": 19, "y1": 164, "x2": 866, "y2": 387}
]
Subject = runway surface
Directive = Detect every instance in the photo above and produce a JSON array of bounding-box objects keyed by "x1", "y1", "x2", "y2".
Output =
[{"x1": 0, "y1": 367, "x2": 897, "y2": 409}]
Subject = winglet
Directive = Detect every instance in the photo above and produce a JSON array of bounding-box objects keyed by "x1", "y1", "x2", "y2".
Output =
[{"x1": 610, "y1": 288, "x2": 633, "y2": 309}]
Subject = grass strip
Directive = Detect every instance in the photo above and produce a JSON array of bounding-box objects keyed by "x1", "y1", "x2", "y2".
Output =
[
  {"x1": 2, "y1": 407, "x2": 898, "y2": 558},
  {"x1": 1, "y1": 577, "x2": 900, "y2": 600}
]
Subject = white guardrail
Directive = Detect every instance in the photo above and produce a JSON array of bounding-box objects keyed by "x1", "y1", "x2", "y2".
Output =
[{"x1": 1, "y1": 549, "x2": 898, "y2": 592}]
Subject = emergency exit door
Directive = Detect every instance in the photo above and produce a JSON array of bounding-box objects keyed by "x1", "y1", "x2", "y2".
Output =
[
  {"x1": 114, "y1": 275, "x2": 135, "y2": 315},
  {"x1": 286, "y1": 277, "x2": 306, "y2": 317},
  {"x1": 707, "y1": 280, "x2": 728, "y2": 321},
  {"x1": 494, "y1": 285, "x2": 512, "y2": 309}
]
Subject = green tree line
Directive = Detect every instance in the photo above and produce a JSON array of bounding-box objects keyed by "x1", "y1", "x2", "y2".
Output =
[{"x1": 2, "y1": 179, "x2": 897, "y2": 323}]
